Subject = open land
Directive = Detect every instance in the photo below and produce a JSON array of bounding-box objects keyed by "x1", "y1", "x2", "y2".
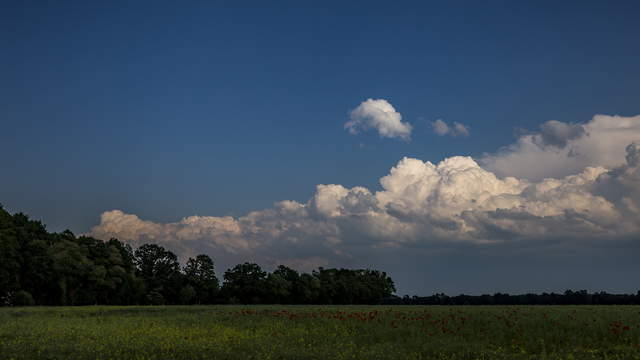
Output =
[{"x1": 1, "y1": 305, "x2": 639, "y2": 360}]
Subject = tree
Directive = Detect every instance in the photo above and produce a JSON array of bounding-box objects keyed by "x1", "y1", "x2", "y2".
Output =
[
  {"x1": 179, "y1": 285, "x2": 197, "y2": 305},
  {"x1": 11, "y1": 211, "x2": 55, "y2": 305},
  {"x1": 221, "y1": 263, "x2": 267, "y2": 304},
  {"x1": 273, "y1": 265, "x2": 299, "y2": 283},
  {"x1": 295, "y1": 273, "x2": 320, "y2": 304},
  {"x1": 313, "y1": 268, "x2": 396, "y2": 304},
  {"x1": 265, "y1": 273, "x2": 290, "y2": 304},
  {"x1": 184, "y1": 254, "x2": 219, "y2": 304},
  {"x1": 12, "y1": 290, "x2": 35, "y2": 306},
  {"x1": 270, "y1": 265, "x2": 299, "y2": 304},
  {"x1": 0, "y1": 206, "x2": 20, "y2": 304},
  {"x1": 360, "y1": 269, "x2": 396, "y2": 303},
  {"x1": 50, "y1": 236, "x2": 94, "y2": 305},
  {"x1": 134, "y1": 244, "x2": 181, "y2": 304},
  {"x1": 106, "y1": 238, "x2": 142, "y2": 305}
]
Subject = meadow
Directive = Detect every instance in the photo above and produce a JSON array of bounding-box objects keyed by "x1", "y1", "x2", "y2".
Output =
[{"x1": 0, "y1": 305, "x2": 639, "y2": 360}]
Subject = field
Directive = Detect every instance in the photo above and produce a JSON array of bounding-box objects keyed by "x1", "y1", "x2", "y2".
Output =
[{"x1": 0, "y1": 306, "x2": 639, "y2": 360}]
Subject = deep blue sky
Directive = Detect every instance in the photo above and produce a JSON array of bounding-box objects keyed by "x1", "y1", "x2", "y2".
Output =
[{"x1": 2, "y1": 1, "x2": 640, "y2": 294}]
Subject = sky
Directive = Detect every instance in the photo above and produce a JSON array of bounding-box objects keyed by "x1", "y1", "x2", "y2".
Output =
[{"x1": 2, "y1": 1, "x2": 640, "y2": 295}]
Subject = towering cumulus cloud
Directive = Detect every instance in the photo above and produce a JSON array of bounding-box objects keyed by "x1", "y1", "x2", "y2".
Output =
[
  {"x1": 345, "y1": 99, "x2": 412, "y2": 140},
  {"x1": 90, "y1": 114, "x2": 640, "y2": 272}
]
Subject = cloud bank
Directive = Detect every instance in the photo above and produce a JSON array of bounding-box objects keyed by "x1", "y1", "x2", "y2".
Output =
[
  {"x1": 482, "y1": 115, "x2": 640, "y2": 181},
  {"x1": 345, "y1": 99, "x2": 412, "y2": 140},
  {"x1": 90, "y1": 114, "x2": 640, "y2": 278},
  {"x1": 431, "y1": 119, "x2": 470, "y2": 137}
]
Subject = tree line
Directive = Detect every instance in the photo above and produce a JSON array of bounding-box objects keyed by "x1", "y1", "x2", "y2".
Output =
[
  {"x1": 382, "y1": 290, "x2": 640, "y2": 306},
  {"x1": 0, "y1": 206, "x2": 395, "y2": 306},
  {"x1": 3, "y1": 205, "x2": 639, "y2": 306}
]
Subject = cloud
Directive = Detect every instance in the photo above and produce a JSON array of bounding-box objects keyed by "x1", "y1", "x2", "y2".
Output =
[
  {"x1": 90, "y1": 210, "x2": 248, "y2": 260},
  {"x1": 453, "y1": 122, "x2": 470, "y2": 137},
  {"x1": 345, "y1": 99, "x2": 412, "y2": 140},
  {"x1": 431, "y1": 119, "x2": 450, "y2": 136},
  {"x1": 594, "y1": 142, "x2": 640, "y2": 224},
  {"x1": 536, "y1": 120, "x2": 585, "y2": 148},
  {"x1": 430, "y1": 119, "x2": 470, "y2": 137},
  {"x1": 481, "y1": 115, "x2": 640, "y2": 181},
  {"x1": 90, "y1": 114, "x2": 640, "y2": 277}
]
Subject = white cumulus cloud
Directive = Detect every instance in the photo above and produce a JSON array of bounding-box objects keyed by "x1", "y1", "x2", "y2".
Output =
[
  {"x1": 345, "y1": 99, "x2": 412, "y2": 140},
  {"x1": 89, "y1": 113, "x2": 640, "y2": 274},
  {"x1": 481, "y1": 114, "x2": 640, "y2": 181}
]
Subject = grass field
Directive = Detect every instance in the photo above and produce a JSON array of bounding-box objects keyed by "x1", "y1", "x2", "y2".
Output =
[{"x1": 0, "y1": 305, "x2": 639, "y2": 360}]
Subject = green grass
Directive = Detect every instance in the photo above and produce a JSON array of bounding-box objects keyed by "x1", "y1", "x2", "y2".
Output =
[{"x1": 0, "y1": 305, "x2": 639, "y2": 359}]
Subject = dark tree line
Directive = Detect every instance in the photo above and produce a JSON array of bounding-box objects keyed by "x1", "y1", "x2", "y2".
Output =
[
  {"x1": 0, "y1": 206, "x2": 395, "y2": 306},
  {"x1": 382, "y1": 290, "x2": 640, "y2": 306},
  {"x1": 3, "y1": 206, "x2": 638, "y2": 306}
]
